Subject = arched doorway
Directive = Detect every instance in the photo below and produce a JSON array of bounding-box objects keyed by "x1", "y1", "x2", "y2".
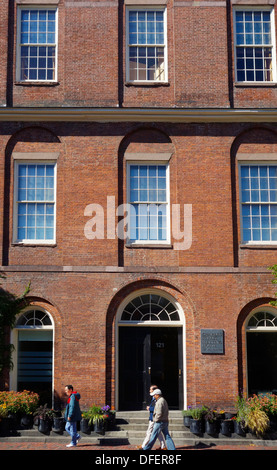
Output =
[
  {"x1": 246, "y1": 308, "x2": 277, "y2": 396},
  {"x1": 116, "y1": 289, "x2": 185, "y2": 410},
  {"x1": 11, "y1": 308, "x2": 54, "y2": 406}
]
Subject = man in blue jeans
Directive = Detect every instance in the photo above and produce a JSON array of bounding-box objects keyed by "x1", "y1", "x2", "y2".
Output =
[
  {"x1": 64, "y1": 385, "x2": 82, "y2": 447},
  {"x1": 142, "y1": 389, "x2": 176, "y2": 451}
]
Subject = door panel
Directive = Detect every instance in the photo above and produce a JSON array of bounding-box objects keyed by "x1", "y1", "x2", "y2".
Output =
[
  {"x1": 247, "y1": 332, "x2": 277, "y2": 395},
  {"x1": 119, "y1": 326, "x2": 183, "y2": 410},
  {"x1": 119, "y1": 327, "x2": 150, "y2": 410}
]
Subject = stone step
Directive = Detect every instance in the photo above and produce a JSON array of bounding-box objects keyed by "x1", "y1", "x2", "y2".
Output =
[{"x1": 1, "y1": 411, "x2": 277, "y2": 447}]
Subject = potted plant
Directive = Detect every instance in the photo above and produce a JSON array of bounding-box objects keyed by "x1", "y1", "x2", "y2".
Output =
[
  {"x1": 203, "y1": 408, "x2": 218, "y2": 436},
  {"x1": 92, "y1": 407, "x2": 107, "y2": 435},
  {"x1": 33, "y1": 404, "x2": 54, "y2": 434},
  {"x1": 52, "y1": 410, "x2": 65, "y2": 434},
  {"x1": 233, "y1": 396, "x2": 247, "y2": 436},
  {"x1": 102, "y1": 405, "x2": 116, "y2": 430},
  {"x1": 0, "y1": 403, "x2": 9, "y2": 436},
  {"x1": 19, "y1": 390, "x2": 39, "y2": 429},
  {"x1": 244, "y1": 403, "x2": 270, "y2": 437},
  {"x1": 189, "y1": 406, "x2": 207, "y2": 435},
  {"x1": 182, "y1": 407, "x2": 193, "y2": 427},
  {"x1": 80, "y1": 410, "x2": 92, "y2": 434}
]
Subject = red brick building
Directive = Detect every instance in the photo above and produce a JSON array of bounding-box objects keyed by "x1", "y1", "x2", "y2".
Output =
[{"x1": 1, "y1": 0, "x2": 277, "y2": 412}]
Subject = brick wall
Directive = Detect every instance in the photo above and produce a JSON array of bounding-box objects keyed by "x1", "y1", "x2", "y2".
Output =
[{"x1": 0, "y1": 0, "x2": 274, "y2": 109}]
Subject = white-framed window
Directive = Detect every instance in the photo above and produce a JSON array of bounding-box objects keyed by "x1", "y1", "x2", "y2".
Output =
[
  {"x1": 16, "y1": 7, "x2": 58, "y2": 82},
  {"x1": 234, "y1": 7, "x2": 276, "y2": 83},
  {"x1": 239, "y1": 163, "x2": 277, "y2": 244},
  {"x1": 13, "y1": 162, "x2": 56, "y2": 244},
  {"x1": 127, "y1": 162, "x2": 170, "y2": 244},
  {"x1": 126, "y1": 7, "x2": 167, "y2": 82}
]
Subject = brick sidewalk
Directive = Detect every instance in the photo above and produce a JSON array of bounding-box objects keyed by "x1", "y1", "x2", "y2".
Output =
[{"x1": 0, "y1": 442, "x2": 276, "y2": 450}]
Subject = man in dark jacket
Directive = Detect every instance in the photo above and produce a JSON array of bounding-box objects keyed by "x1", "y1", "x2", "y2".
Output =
[{"x1": 64, "y1": 384, "x2": 82, "y2": 447}]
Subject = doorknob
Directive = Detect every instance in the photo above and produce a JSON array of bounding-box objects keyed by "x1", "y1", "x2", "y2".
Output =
[{"x1": 148, "y1": 367, "x2": 151, "y2": 375}]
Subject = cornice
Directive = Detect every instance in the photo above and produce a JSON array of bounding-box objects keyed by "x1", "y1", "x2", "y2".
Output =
[{"x1": 0, "y1": 107, "x2": 277, "y2": 123}]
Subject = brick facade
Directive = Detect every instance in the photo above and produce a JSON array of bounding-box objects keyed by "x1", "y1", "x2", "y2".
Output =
[{"x1": 1, "y1": 0, "x2": 277, "y2": 412}]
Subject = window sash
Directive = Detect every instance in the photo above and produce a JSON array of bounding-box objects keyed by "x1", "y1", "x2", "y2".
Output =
[
  {"x1": 127, "y1": 8, "x2": 167, "y2": 82},
  {"x1": 14, "y1": 162, "x2": 56, "y2": 243},
  {"x1": 127, "y1": 163, "x2": 169, "y2": 243},
  {"x1": 240, "y1": 164, "x2": 277, "y2": 243},
  {"x1": 234, "y1": 8, "x2": 275, "y2": 82},
  {"x1": 17, "y1": 7, "x2": 57, "y2": 82}
]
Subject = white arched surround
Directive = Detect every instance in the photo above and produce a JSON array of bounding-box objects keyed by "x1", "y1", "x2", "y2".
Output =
[
  {"x1": 245, "y1": 305, "x2": 277, "y2": 397},
  {"x1": 10, "y1": 307, "x2": 55, "y2": 404},
  {"x1": 115, "y1": 288, "x2": 186, "y2": 410}
]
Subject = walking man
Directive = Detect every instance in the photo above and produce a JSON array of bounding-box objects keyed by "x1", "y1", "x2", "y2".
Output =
[
  {"x1": 64, "y1": 384, "x2": 82, "y2": 447},
  {"x1": 142, "y1": 389, "x2": 176, "y2": 451}
]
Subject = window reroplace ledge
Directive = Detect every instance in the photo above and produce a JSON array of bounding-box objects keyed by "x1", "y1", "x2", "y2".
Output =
[
  {"x1": 125, "y1": 243, "x2": 173, "y2": 249},
  {"x1": 11, "y1": 243, "x2": 57, "y2": 247},
  {"x1": 125, "y1": 81, "x2": 170, "y2": 87},
  {"x1": 240, "y1": 243, "x2": 277, "y2": 249},
  {"x1": 15, "y1": 81, "x2": 60, "y2": 87},
  {"x1": 235, "y1": 82, "x2": 277, "y2": 87}
]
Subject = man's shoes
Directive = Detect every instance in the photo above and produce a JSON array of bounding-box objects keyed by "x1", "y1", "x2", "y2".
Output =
[{"x1": 66, "y1": 443, "x2": 76, "y2": 447}]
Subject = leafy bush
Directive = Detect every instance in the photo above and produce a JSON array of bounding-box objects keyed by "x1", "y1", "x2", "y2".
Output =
[
  {"x1": 0, "y1": 390, "x2": 39, "y2": 415},
  {"x1": 245, "y1": 407, "x2": 270, "y2": 436}
]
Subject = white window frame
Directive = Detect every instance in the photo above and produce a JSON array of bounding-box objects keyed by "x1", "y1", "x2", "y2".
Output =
[
  {"x1": 126, "y1": 6, "x2": 168, "y2": 83},
  {"x1": 239, "y1": 162, "x2": 277, "y2": 245},
  {"x1": 234, "y1": 6, "x2": 276, "y2": 84},
  {"x1": 126, "y1": 161, "x2": 171, "y2": 246},
  {"x1": 13, "y1": 160, "x2": 57, "y2": 245},
  {"x1": 16, "y1": 6, "x2": 58, "y2": 82}
]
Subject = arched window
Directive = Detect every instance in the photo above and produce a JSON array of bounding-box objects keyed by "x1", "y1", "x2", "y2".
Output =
[
  {"x1": 16, "y1": 309, "x2": 53, "y2": 327},
  {"x1": 120, "y1": 293, "x2": 180, "y2": 322},
  {"x1": 247, "y1": 310, "x2": 277, "y2": 329}
]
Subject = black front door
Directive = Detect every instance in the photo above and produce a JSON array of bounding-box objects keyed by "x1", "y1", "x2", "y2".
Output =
[
  {"x1": 247, "y1": 332, "x2": 277, "y2": 395},
  {"x1": 119, "y1": 326, "x2": 183, "y2": 410}
]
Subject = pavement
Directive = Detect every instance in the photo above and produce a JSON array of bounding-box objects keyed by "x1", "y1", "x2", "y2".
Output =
[{"x1": 0, "y1": 441, "x2": 277, "y2": 450}]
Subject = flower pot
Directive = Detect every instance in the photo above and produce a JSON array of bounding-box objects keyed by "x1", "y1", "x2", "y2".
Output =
[
  {"x1": 220, "y1": 419, "x2": 233, "y2": 436},
  {"x1": 80, "y1": 418, "x2": 91, "y2": 434},
  {"x1": 269, "y1": 415, "x2": 277, "y2": 431},
  {"x1": 0, "y1": 417, "x2": 10, "y2": 436},
  {"x1": 225, "y1": 412, "x2": 236, "y2": 420},
  {"x1": 205, "y1": 420, "x2": 218, "y2": 436},
  {"x1": 106, "y1": 412, "x2": 116, "y2": 430},
  {"x1": 93, "y1": 420, "x2": 105, "y2": 435},
  {"x1": 233, "y1": 421, "x2": 246, "y2": 436},
  {"x1": 52, "y1": 417, "x2": 65, "y2": 434},
  {"x1": 190, "y1": 419, "x2": 203, "y2": 435},
  {"x1": 183, "y1": 416, "x2": 192, "y2": 427},
  {"x1": 38, "y1": 418, "x2": 51, "y2": 434},
  {"x1": 20, "y1": 414, "x2": 33, "y2": 429}
]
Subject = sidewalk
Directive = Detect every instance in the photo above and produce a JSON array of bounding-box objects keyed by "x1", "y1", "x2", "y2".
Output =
[{"x1": 0, "y1": 441, "x2": 277, "y2": 450}]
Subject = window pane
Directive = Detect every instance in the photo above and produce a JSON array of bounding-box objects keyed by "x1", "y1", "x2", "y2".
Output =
[
  {"x1": 128, "y1": 165, "x2": 168, "y2": 242},
  {"x1": 241, "y1": 165, "x2": 277, "y2": 243},
  {"x1": 128, "y1": 9, "x2": 165, "y2": 81},
  {"x1": 16, "y1": 164, "x2": 55, "y2": 241},
  {"x1": 20, "y1": 8, "x2": 56, "y2": 81},
  {"x1": 235, "y1": 9, "x2": 273, "y2": 82}
]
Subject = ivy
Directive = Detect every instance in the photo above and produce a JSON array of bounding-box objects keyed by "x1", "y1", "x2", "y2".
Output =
[{"x1": 0, "y1": 275, "x2": 31, "y2": 375}]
